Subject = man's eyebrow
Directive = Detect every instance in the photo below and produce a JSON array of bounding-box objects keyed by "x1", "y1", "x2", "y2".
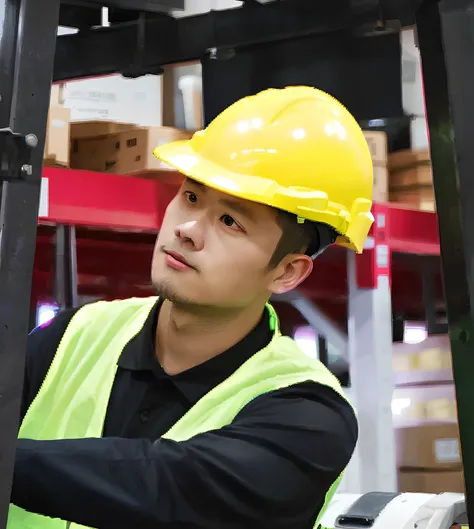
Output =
[
  {"x1": 185, "y1": 177, "x2": 205, "y2": 190},
  {"x1": 185, "y1": 178, "x2": 257, "y2": 222},
  {"x1": 219, "y1": 197, "x2": 257, "y2": 222}
]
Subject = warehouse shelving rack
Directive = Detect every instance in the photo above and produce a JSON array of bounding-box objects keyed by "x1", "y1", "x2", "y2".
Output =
[{"x1": 1, "y1": 0, "x2": 474, "y2": 526}]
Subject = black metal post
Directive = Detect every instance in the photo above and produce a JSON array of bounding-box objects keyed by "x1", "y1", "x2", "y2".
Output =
[
  {"x1": 54, "y1": 225, "x2": 79, "y2": 310},
  {"x1": 417, "y1": 0, "x2": 474, "y2": 521},
  {"x1": 421, "y1": 259, "x2": 448, "y2": 335},
  {"x1": 0, "y1": 0, "x2": 60, "y2": 526},
  {"x1": 318, "y1": 335, "x2": 329, "y2": 367}
]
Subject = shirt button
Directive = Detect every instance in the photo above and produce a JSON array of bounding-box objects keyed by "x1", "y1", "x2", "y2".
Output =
[{"x1": 140, "y1": 410, "x2": 150, "y2": 423}]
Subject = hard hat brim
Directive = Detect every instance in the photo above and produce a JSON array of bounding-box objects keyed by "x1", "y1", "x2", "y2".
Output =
[
  {"x1": 154, "y1": 140, "x2": 275, "y2": 209},
  {"x1": 153, "y1": 140, "x2": 369, "y2": 253}
]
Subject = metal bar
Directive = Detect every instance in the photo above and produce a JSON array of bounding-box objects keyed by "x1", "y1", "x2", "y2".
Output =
[
  {"x1": 347, "y1": 251, "x2": 396, "y2": 493},
  {"x1": 0, "y1": 1, "x2": 17, "y2": 128},
  {"x1": 317, "y1": 335, "x2": 329, "y2": 367},
  {"x1": 101, "y1": 0, "x2": 184, "y2": 12},
  {"x1": 271, "y1": 291, "x2": 348, "y2": 359},
  {"x1": 417, "y1": 0, "x2": 474, "y2": 521},
  {"x1": 0, "y1": 0, "x2": 60, "y2": 525},
  {"x1": 289, "y1": 296, "x2": 349, "y2": 359},
  {"x1": 421, "y1": 258, "x2": 448, "y2": 336},
  {"x1": 54, "y1": 225, "x2": 79, "y2": 310},
  {"x1": 421, "y1": 260, "x2": 437, "y2": 335},
  {"x1": 59, "y1": 0, "x2": 182, "y2": 29},
  {"x1": 52, "y1": 0, "x2": 353, "y2": 81},
  {"x1": 59, "y1": 3, "x2": 102, "y2": 30}
]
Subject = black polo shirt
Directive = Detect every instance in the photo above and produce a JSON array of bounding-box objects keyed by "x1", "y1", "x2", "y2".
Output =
[{"x1": 12, "y1": 299, "x2": 358, "y2": 529}]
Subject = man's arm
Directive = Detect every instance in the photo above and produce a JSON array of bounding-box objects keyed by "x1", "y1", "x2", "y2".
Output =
[{"x1": 12, "y1": 383, "x2": 357, "y2": 529}]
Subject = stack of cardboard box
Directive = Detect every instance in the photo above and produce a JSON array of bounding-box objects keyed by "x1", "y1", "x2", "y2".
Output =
[
  {"x1": 360, "y1": 131, "x2": 436, "y2": 211},
  {"x1": 363, "y1": 130, "x2": 388, "y2": 203},
  {"x1": 69, "y1": 122, "x2": 193, "y2": 176},
  {"x1": 388, "y1": 148, "x2": 435, "y2": 211},
  {"x1": 42, "y1": 86, "x2": 195, "y2": 180},
  {"x1": 44, "y1": 84, "x2": 71, "y2": 168},
  {"x1": 397, "y1": 423, "x2": 464, "y2": 493},
  {"x1": 392, "y1": 335, "x2": 464, "y2": 494}
]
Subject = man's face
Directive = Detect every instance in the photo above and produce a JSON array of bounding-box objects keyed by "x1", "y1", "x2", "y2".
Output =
[{"x1": 151, "y1": 178, "x2": 310, "y2": 309}]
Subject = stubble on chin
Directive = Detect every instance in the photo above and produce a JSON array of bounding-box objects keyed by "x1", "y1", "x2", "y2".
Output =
[
  {"x1": 152, "y1": 279, "x2": 221, "y2": 314},
  {"x1": 152, "y1": 279, "x2": 194, "y2": 306}
]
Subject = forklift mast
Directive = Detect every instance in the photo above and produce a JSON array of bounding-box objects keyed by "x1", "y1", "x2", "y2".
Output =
[{"x1": 2, "y1": 0, "x2": 474, "y2": 527}]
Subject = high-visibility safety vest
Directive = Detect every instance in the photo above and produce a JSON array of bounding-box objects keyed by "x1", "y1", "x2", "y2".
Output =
[{"x1": 8, "y1": 297, "x2": 353, "y2": 529}]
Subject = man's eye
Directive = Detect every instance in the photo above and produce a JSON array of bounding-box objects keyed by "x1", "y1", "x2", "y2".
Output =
[
  {"x1": 184, "y1": 191, "x2": 198, "y2": 203},
  {"x1": 221, "y1": 215, "x2": 240, "y2": 229}
]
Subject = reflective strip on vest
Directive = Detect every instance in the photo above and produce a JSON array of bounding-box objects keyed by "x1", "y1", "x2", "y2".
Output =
[{"x1": 8, "y1": 297, "x2": 352, "y2": 529}]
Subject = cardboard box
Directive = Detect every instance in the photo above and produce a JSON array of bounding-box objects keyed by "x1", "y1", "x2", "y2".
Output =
[
  {"x1": 396, "y1": 423, "x2": 462, "y2": 470},
  {"x1": 373, "y1": 166, "x2": 388, "y2": 202},
  {"x1": 390, "y1": 165, "x2": 432, "y2": 188},
  {"x1": 418, "y1": 348, "x2": 452, "y2": 371},
  {"x1": 389, "y1": 186, "x2": 435, "y2": 212},
  {"x1": 70, "y1": 120, "x2": 137, "y2": 140},
  {"x1": 363, "y1": 131, "x2": 388, "y2": 165},
  {"x1": 62, "y1": 74, "x2": 163, "y2": 125},
  {"x1": 388, "y1": 149, "x2": 434, "y2": 211},
  {"x1": 392, "y1": 383, "x2": 457, "y2": 428},
  {"x1": 425, "y1": 398, "x2": 457, "y2": 422},
  {"x1": 399, "y1": 469, "x2": 464, "y2": 494},
  {"x1": 392, "y1": 335, "x2": 453, "y2": 387},
  {"x1": 44, "y1": 105, "x2": 71, "y2": 167},
  {"x1": 388, "y1": 149, "x2": 434, "y2": 210},
  {"x1": 50, "y1": 83, "x2": 65, "y2": 106},
  {"x1": 50, "y1": 85, "x2": 60, "y2": 105},
  {"x1": 362, "y1": 131, "x2": 388, "y2": 202},
  {"x1": 70, "y1": 126, "x2": 193, "y2": 175},
  {"x1": 389, "y1": 148, "x2": 430, "y2": 171}
]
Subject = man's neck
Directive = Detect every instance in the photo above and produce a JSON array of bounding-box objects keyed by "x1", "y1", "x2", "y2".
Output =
[{"x1": 155, "y1": 299, "x2": 267, "y2": 375}]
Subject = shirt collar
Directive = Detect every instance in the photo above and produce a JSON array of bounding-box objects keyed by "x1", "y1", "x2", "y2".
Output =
[{"x1": 118, "y1": 299, "x2": 274, "y2": 404}]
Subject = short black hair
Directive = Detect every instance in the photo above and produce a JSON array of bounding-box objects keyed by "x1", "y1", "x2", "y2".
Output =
[{"x1": 269, "y1": 210, "x2": 338, "y2": 268}]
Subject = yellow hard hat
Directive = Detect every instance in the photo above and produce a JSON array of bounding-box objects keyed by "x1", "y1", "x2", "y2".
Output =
[{"x1": 153, "y1": 86, "x2": 374, "y2": 253}]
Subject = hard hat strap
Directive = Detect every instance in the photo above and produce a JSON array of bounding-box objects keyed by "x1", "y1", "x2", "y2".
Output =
[{"x1": 308, "y1": 223, "x2": 338, "y2": 260}]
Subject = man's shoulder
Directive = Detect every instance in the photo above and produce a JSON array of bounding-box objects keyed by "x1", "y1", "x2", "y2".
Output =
[
  {"x1": 240, "y1": 378, "x2": 357, "y2": 435},
  {"x1": 30, "y1": 307, "x2": 79, "y2": 342},
  {"x1": 24, "y1": 308, "x2": 81, "y2": 415},
  {"x1": 234, "y1": 380, "x2": 358, "y2": 480},
  {"x1": 245, "y1": 379, "x2": 357, "y2": 430}
]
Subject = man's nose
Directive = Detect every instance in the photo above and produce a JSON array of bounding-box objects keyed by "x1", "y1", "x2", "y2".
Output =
[{"x1": 174, "y1": 220, "x2": 204, "y2": 251}]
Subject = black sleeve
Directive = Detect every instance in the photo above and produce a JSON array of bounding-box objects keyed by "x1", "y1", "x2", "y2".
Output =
[
  {"x1": 21, "y1": 309, "x2": 78, "y2": 419},
  {"x1": 12, "y1": 382, "x2": 357, "y2": 529}
]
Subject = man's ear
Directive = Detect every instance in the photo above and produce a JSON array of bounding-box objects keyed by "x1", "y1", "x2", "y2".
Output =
[{"x1": 268, "y1": 254, "x2": 314, "y2": 295}]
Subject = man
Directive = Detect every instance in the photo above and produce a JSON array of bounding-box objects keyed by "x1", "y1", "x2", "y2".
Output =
[{"x1": 9, "y1": 86, "x2": 373, "y2": 529}]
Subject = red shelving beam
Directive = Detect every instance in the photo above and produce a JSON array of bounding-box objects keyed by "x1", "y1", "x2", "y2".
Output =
[
  {"x1": 34, "y1": 168, "x2": 444, "y2": 323},
  {"x1": 39, "y1": 167, "x2": 179, "y2": 232},
  {"x1": 381, "y1": 203, "x2": 440, "y2": 256},
  {"x1": 40, "y1": 168, "x2": 441, "y2": 257}
]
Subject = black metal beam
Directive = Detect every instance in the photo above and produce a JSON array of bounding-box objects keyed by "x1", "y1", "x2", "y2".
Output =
[
  {"x1": 421, "y1": 258, "x2": 448, "y2": 335},
  {"x1": 54, "y1": 225, "x2": 79, "y2": 310},
  {"x1": 101, "y1": 0, "x2": 184, "y2": 12},
  {"x1": 318, "y1": 335, "x2": 329, "y2": 367},
  {"x1": 61, "y1": 0, "x2": 183, "y2": 19},
  {"x1": 417, "y1": 0, "x2": 474, "y2": 522},
  {"x1": 0, "y1": 0, "x2": 60, "y2": 526},
  {"x1": 52, "y1": 0, "x2": 358, "y2": 81},
  {"x1": 59, "y1": 2, "x2": 102, "y2": 29}
]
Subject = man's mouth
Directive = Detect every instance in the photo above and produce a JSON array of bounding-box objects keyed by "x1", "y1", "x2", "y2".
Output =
[{"x1": 163, "y1": 249, "x2": 195, "y2": 271}]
